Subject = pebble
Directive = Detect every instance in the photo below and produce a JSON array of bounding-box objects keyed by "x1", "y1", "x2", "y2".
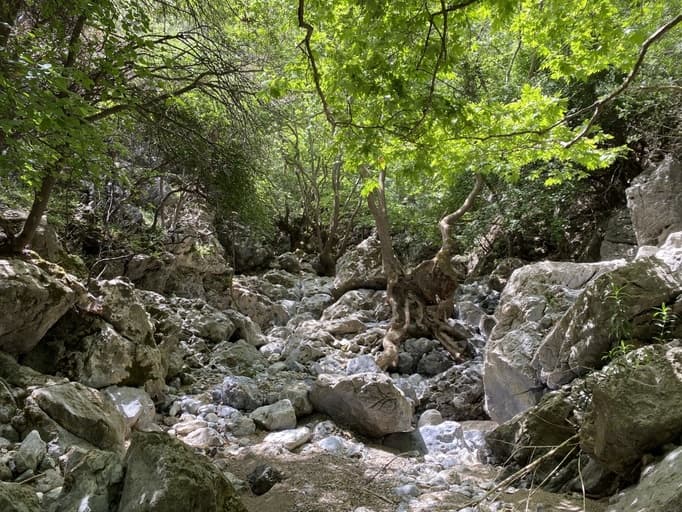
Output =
[{"x1": 394, "y1": 483, "x2": 421, "y2": 497}]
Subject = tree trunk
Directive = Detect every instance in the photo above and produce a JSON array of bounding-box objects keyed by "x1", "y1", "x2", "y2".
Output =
[
  {"x1": 365, "y1": 170, "x2": 409, "y2": 369},
  {"x1": 370, "y1": 172, "x2": 485, "y2": 370},
  {"x1": 9, "y1": 167, "x2": 58, "y2": 253}
]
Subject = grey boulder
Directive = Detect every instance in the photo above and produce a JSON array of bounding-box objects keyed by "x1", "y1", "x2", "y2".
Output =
[
  {"x1": 310, "y1": 373, "x2": 414, "y2": 437},
  {"x1": 118, "y1": 431, "x2": 246, "y2": 512}
]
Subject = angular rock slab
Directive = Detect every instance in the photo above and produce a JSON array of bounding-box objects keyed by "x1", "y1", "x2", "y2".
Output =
[
  {"x1": 484, "y1": 260, "x2": 623, "y2": 423},
  {"x1": 580, "y1": 343, "x2": 682, "y2": 475},
  {"x1": 626, "y1": 158, "x2": 682, "y2": 246},
  {"x1": 0, "y1": 258, "x2": 81, "y2": 353},
  {"x1": 25, "y1": 382, "x2": 127, "y2": 453},
  {"x1": 310, "y1": 373, "x2": 414, "y2": 437},
  {"x1": 52, "y1": 447, "x2": 124, "y2": 512},
  {"x1": 118, "y1": 431, "x2": 246, "y2": 512},
  {"x1": 534, "y1": 256, "x2": 682, "y2": 389},
  {"x1": 607, "y1": 445, "x2": 682, "y2": 512}
]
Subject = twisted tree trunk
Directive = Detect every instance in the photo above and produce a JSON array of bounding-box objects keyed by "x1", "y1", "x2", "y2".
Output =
[{"x1": 369, "y1": 172, "x2": 485, "y2": 369}]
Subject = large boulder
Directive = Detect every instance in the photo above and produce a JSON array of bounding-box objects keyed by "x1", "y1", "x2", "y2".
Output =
[
  {"x1": 332, "y1": 235, "x2": 386, "y2": 297},
  {"x1": 580, "y1": 342, "x2": 682, "y2": 475},
  {"x1": 50, "y1": 447, "x2": 124, "y2": 512},
  {"x1": 91, "y1": 278, "x2": 155, "y2": 344},
  {"x1": 23, "y1": 382, "x2": 127, "y2": 454},
  {"x1": 534, "y1": 255, "x2": 682, "y2": 389},
  {"x1": 486, "y1": 377, "x2": 620, "y2": 496},
  {"x1": 483, "y1": 260, "x2": 623, "y2": 422},
  {"x1": 606, "y1": 445, "x2": 682, "y2": 512},
  {"x1": 23, "y1": 278, "x2": 168, "y2": 395},
  {"x1": 0, "y1": 259, "x2": 84, "y2": 354},
  {"x1": 626, "y1": 158, "x2": 682, "y2": 246},
  {"x1": 24, "y1": 313, "x2": 166, "y2": 396},
  {"x1": 117, "y1": 431, "x2": 246, "y2": 512},
  {"x1": 0, "y1": 482, "x2": 40, "y2": 512},
  {"x1": 309, "y1": 373, "x2": 414, "y2": 437}
]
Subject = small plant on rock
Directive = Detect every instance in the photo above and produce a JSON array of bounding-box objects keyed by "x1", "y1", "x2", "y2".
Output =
[
  {"x1": 602, "y1": 278, "x2": 634, "y2": 363},
  {"x1": 652, "y1": 302, "x2": 678, "y2": 343},
  {"x1": 602, "y1": 339, "x2": 635, "y2": 363}
]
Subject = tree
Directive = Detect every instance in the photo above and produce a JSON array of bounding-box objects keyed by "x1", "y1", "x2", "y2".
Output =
[
  {"x1": 294, "y1": 0, "x2": 682, "y2": 367},
  {"x1": 267, "y1": 103, "x2": 366, "y2": 275},
  {"x1": 0, "y1": 0, "x2": 257, "y2": 254}
]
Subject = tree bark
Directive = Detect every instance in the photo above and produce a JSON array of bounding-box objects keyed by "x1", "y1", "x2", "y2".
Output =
[
  {"x1": 370, "y1": 172, "x2": 485, "y2": 370},
  {"x1": 9, "y1": 167, "x2": 58, "y2": 253}
]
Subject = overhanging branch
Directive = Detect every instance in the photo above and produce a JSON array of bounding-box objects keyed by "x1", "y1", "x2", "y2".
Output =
[
  {"x1": 563, "y1": 14, "x2": 682, "y2": 148},
  {"x1": 297, "y1": 0, "x2": 336, "y2": 128}
]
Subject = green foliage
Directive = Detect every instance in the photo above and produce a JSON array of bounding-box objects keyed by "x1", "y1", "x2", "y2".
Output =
[
  {"x1": 604, "y1": 277, "x2": 633, "y2": 345},
  {"x1": 602, "y1": 339, "x2": 636, "y2": 363},
  {"x1": 652, "y1": 302, "x2": 679, "y2": 343},
  {"x1": 0, "y1": 0, "x2": 262, "y2": 252}
]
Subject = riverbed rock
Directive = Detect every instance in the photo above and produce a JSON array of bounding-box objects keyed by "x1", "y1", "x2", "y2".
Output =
[
  {"x1": 310, "y1": 373, "x2": 414, "y2": 437},
  {"x1": 214, "y1": 376, "x2": 264, "y2": 412},
  {"x1": 580, "y1": 342, "x2": 682, "y2": 475},
  {"x1": 23, "y1": 382, "x2": 127, "y2": 454},
  {"x1": 250, "y1": 399, "x2": 297, "y2": 431},
  {"x1": 263, "y1": 427, "x2": 312, "y2": 451},
  {"x1": 626, "y1": 158, "x2": 682, "y2": 246},
  {"x1": 333, "y1": 235, "x2": 386, "y2": 297},
  {"x1": 231, "y1": 282, "x2": 289, "y2": 329},
  {"x1": 606, "y1": 445, "x2": 682, "y2": 512},
  {"x1": 534, "y1": 256, "x2": 682, "y2": 389},
  {"x1": 118, "y1": 431, "x2": 246, "y2": 512},
  {"x1": 0, "y1": 259, "x2": 83, "y2": 354},
  {"x1": 484, "y1": 260, "x2": 623, "y2": 422},
  {"x1": 0, "y1": 482, "x2": 40, "y2": 512},
  {"x1": 51, "y1": 447, "x2": 124, "y2": 512}
]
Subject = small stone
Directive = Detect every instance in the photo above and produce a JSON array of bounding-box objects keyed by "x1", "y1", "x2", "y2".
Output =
[
  {"x1": 14, "y1": 430, "x2": 46, "y2": 474},
  {"x1": 250, "y1": 400, "x2": 297, "y2": 431},
  {"x1": 181, "y1": 427, "x2": 223, "y2": 448},
  {"x1": 247, "y1": 464, "x2": 283, "y2": 495},
  {"x1": 393, "y1": 483, "x2": 420, "y2": 497},
  {"x1": 418, "y1": 409, "x2": 443, "y2": 427},
  {"x1": 264, "y1": 427, "x2": 312, "y2": 451}
]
